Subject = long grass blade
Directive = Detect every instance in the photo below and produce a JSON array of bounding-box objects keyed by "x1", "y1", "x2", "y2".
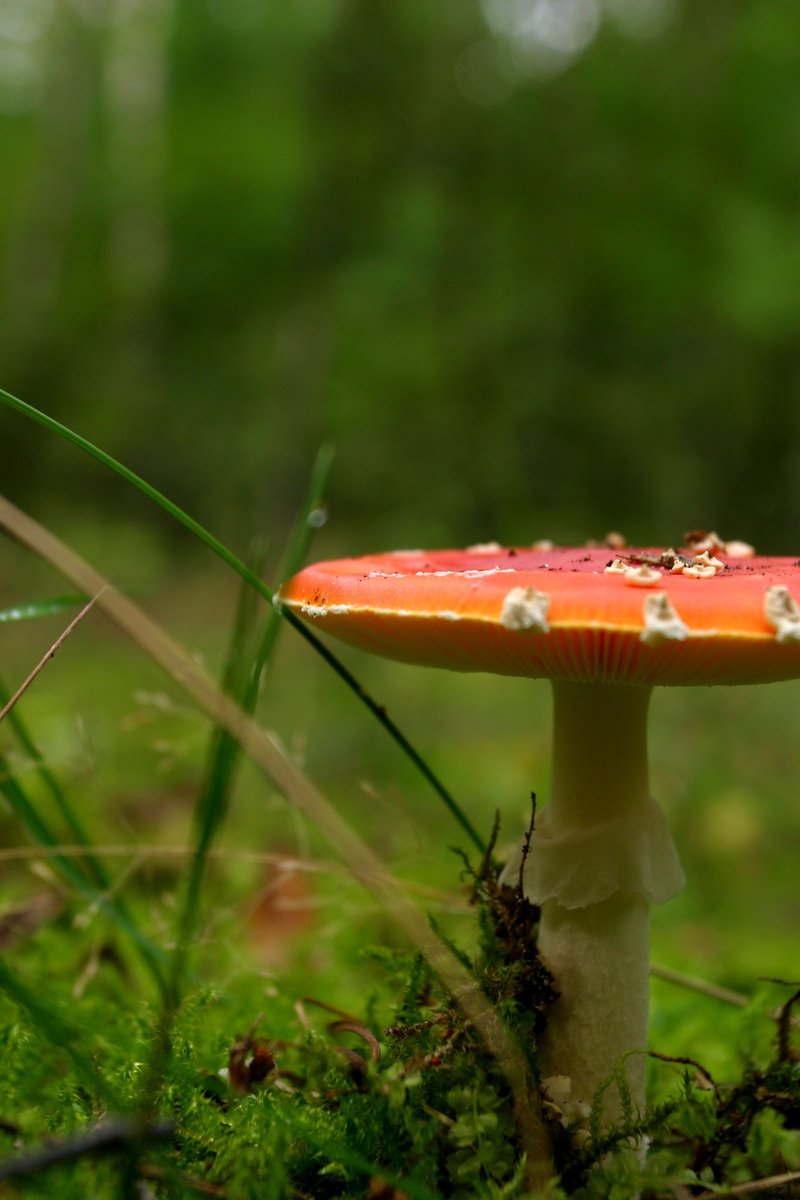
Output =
[
  {"x1": 160, "y1": 451, "x2": 333, "y2": 1060},
  {"x1": 165, "y1": 539, "x2": 269, "y2": 1015},
  {"x1": 0, "y1": 493, "x2": 552, "y2": 1186},
  {"x1": 0, "y1": 599, "x2": 168, "y2": 989},
  {"x1": 0, "y1": 764, "x2": 97, "y2": 890},
  {"x1": 0, "y1": 594, "x2": 87, "y2": 622},
  {"x1": 0, "y1": 754, "x2": 168, "y2": 989},
  {"x1": 0, "y1": 672, "x2": 106, "y2": 884},
  {"x1": 0, "y1": 957, "x2": 122, "y2": 1108},
  {"x1": 197, "y1": 536, "x2": 269, "y2": 830},
  {"x1": 0, "y1": 388, "x2": 484, "y2": 854},
  {"x1": 0, "y1": 590, "x2": 103, "y2": 724},
  {"x1": 193, "y1": 445, "x2": 334, "y2": 854},
  {"x1": 248, "y1": 443, "x2": 334, "y2": 696},
  {"x1": 0, "y1": 666, "x2": 169, "y2": 992},
  {"x1": 281, "y1": 606, "x2": 487, "y2": 853},
  {"x1": 0, "y1": 592, "x2": 110, "y2": 884}
]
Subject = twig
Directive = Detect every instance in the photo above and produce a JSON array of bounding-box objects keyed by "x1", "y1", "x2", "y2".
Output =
[
  {"x1": 0, "y1": 1118, "x2": 173, "y2": 1182},
  {"x1": 516, "y1": 793, "x2": 536, "y2": 896},
  {"x1": 0, "y1": 844, "x2": 471, "y2": 906},
  {"x1": 329, "y1": 1020, "x2": 382, "y2": 1063},
  {"x1": 0, "y1": 590, "x2": 104, "y2": 724},
  {"x1": 694, "y1": 1169, "x2": 800, "y2": 1197},
  {"x1": 652, "y1": 966, "x2": 800, "y2": 1034},
  {"x1": 648, "y1": 1050, "x2": 716, "y2": 1090},
  {"x1": 650, "y1": 963, "x2": 749, "y2": 1008},
  {"x1": 300, "y1": 994, "x2": 365, "y2": 1023}
]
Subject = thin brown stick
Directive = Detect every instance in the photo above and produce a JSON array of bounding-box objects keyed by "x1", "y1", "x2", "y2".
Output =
[
  {"x1": 652, "y1": 966, "x2": 800, "y2": 1033},
  {"x1": 694, "y1": 1169, "x2": 800, "y2": 1198},
  {"x1": 0, "y1": 494, "x2": 552, "y2": 1187},
  {"x1": 0, "y1": 590, "x2": 104, "y2": 724},
  {"x1": 648, "y1": 1050, "x2": 716, "y2": 1090},
  {"x1": 0, "y1": 1118, "x2": 173, "y2": 1183},
  {"x1": 650, "y1": 963, "x2": 749, "y2": 1008},
  {"x1": 300, "y1": 994, "x2": 366, "y2": 1023},
  {"x1": 0, "y1": 843, "x2": 471, "y2": 906}
]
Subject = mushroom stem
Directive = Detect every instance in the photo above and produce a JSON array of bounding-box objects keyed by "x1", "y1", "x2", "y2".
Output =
[{"x1": 528, "y1": 680, "x2": 684, "y2": 1123}]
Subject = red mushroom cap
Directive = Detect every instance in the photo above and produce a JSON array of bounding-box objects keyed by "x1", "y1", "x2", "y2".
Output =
[{"x1": 279, "y1": 546, "x2": 800, "y2": 687}]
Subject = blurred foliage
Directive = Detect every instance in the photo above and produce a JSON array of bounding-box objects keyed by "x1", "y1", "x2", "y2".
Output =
[
  {"x1": 2, "y1": 11, "x2": 800, "y2": 1191},
  {"x1": 2, "y1": 0, "x2": 800, "y2": 555}
]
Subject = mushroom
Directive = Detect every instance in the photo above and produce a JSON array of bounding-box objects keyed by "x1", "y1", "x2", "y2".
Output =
[{"x1": 279, "y1": 544, "x2": 800, "y2": 1122}]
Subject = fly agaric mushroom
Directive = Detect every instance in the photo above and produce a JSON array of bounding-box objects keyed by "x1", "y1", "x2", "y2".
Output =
[{"x1": 279, "y1": 542, "x2": 800, "y2": 1121}]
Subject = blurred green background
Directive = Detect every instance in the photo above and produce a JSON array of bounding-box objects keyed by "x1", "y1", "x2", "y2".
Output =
[
  {"x1": 2, "y1": 0, "x2": 800, "y2": 556},
  {"x1": 1, "y1": 0, "x2": 800, "y2": 1027}
]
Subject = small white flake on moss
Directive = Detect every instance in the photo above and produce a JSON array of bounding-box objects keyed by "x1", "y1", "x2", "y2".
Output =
[
  {"x1": 764, "y1": 585, "x2": 800, "y2": 643},
  {"x1": 640, "y1": 592, "x2": 688, "y2": 645},
  {"x1": 500, "y1": 586, "x2": 550, "y2": 633}
]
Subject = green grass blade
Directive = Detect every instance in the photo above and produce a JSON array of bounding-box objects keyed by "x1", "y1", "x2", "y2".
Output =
[
  {"x1": 196, "y1": 447, "x2": 334, "y2": 833},
  {"x1": 0, "y1": 594, "x2": 87, "y2": 622},
  {"x1": 0, "y1": 671, "x2": 106, "y2": 885},
  {"x1": 0, "y1": 387, "x2": 484, "y2": 854},
  {"x1": 194, "y1": 537, "x2": 269, "y2": 835},
  {"x1": 0, "y1": 387, "x2": 268, "y2": 597},
  {"x1": 0, "y1": 744, "x2": 168, "y2": 991},
  {"x1": 0, "y1": 494, "x2": 549, "y2": 1176},
  {"x1": 165, "y1": 538, "x2": 270, "y2": 1015},
  {"x1": 164, "y1": 449, "x2": 333, "y2": 1017},
  {"x1": 0, "y1": 758, "x2": 90, "y2": 886},
  {"x1": 0, "y1": 958, "x2": 122, "y2": 1108},
  {"x1": 138, "y1": 545, "x2": 270, "y2": 1114},
  {"x1": 281, "y1": 607, "x2": 487, "y2": 853},
  {"x1": 247, "y1": 443, "x2": 334, "y2": 696}
]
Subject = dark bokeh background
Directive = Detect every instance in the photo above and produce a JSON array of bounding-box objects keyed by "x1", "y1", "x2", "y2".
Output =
[{"x1": 2, "y1": 0, "x2": 800, "y2": 558}]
